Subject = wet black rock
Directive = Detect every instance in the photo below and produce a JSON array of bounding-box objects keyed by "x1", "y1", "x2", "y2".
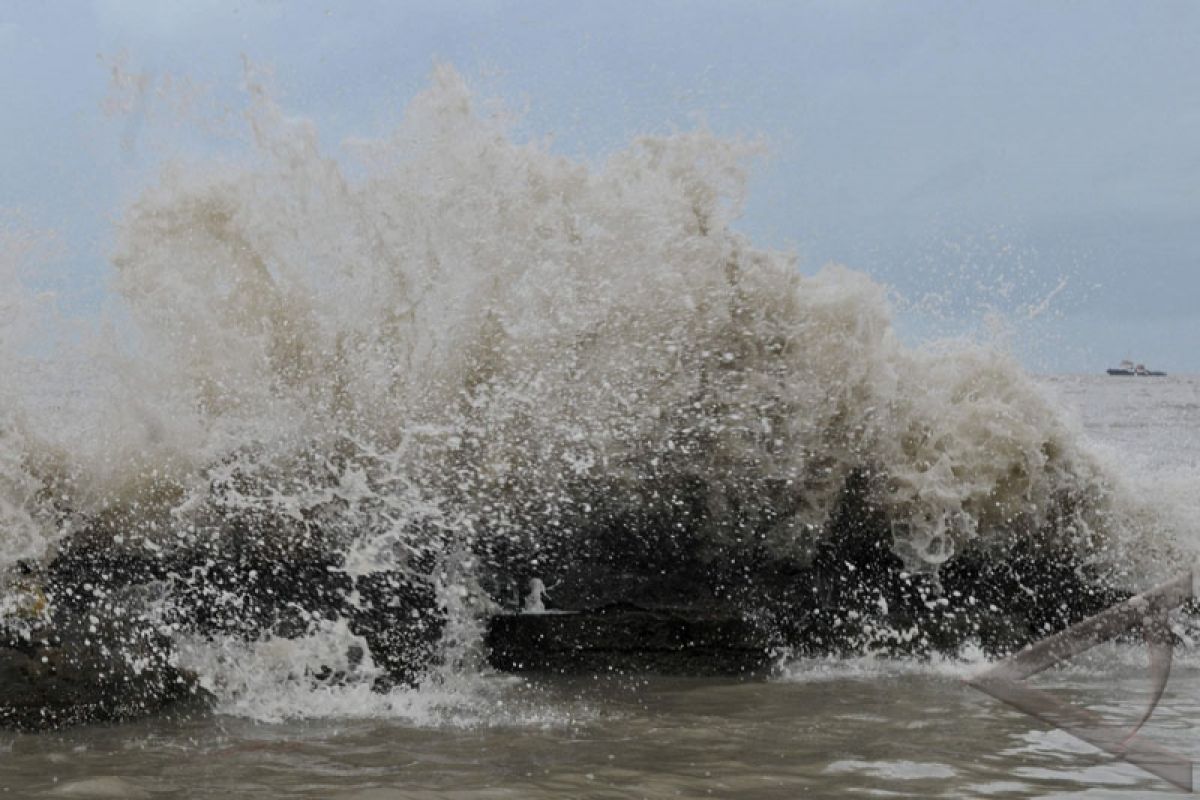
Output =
[
  {"x1": 0, "y1": 613, "x2": 207, "y2": 731},
  {"x1": 478, "y1": 469, "x2": 1136, "y2": 674},
  {"x1": 486, "y1": 604, "x2": 775, "y2": 676},
  {"x1": 2, "y1": 465, "x2": 1148, "y2": 727},
  {"x1": 44, "y1": 508, "x2": 446, "y2": 679},
  {"x1": 0, "y1": 502, "x2": 447, "y2": 731}
]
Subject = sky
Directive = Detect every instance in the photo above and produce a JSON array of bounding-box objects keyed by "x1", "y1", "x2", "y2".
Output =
[{"x1": 1, "y1": 0, "x2": 1197, "y2": 373}]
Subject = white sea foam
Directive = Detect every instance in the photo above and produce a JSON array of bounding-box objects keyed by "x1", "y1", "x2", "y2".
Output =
[
  {"x1": 173, "y1": 619, "x2": 585, "y2": 727},
  {"x1": 776, "y1": 644, "x2": 992, "y2": 683}
]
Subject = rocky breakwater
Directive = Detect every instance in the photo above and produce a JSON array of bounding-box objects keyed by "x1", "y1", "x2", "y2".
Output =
[
  {"x1": 0, "y1": 567, "x2": 203, "y2": 730},
  {"x1": 0, "y1": 496, "x2": 445, "y2": 730},
  {"x1": 480, "y1": 470, "x2": 1137, "y2": 675},
  {"x1": 0, "y1": 473, "x2": 1167, "y2": 729}
]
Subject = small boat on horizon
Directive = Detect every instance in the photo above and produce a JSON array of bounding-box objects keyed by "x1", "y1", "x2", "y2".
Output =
[{"x1": 1107, "y1": 359, "x2": 1167, "y2": 377}]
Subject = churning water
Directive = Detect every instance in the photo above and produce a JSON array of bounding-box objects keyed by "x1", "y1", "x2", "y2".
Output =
[
  {"x1": 4, "y1": 377, "x2": 1194, "y2": 799},
  {"x1": 1, "y1": 67, "x2": 1198, "y2": 797}
]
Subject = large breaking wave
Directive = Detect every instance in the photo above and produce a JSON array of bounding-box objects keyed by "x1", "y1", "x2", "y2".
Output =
[{"x1": 0, "y1": 66, "x2": 1186, "y2": 719}]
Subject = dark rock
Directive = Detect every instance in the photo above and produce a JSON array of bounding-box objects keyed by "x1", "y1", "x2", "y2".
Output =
[
  {"x1": 5, "y1": 462, "x2": 1150, "y2": 726},
  {"x1": 345, "y1": 570, "x2": 443, "y2": 688},
  {"x1": 486, "y1": 605, "x2": 775, "y2": 676},
  {"x1": 479, "y1": 470, "x2": 1138, "y2": 673},
  {"x1": 46, "y1": 503, "x2": 447, "y2": 675},
  {"x1": 0, "y1": 614, "x2": 208, "y2": 731},
  {"x1": 4, "y1": 499, "x2": 446, "y2": 730}
]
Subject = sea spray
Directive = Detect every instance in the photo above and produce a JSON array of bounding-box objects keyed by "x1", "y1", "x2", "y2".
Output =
[
  {"x1": 0, "y1": 222, "x2": 65, "y2": 575},
  {"x1": 0, "y1": 65, "x2": 1186, "y2": 723},
  {"x1": 72, "y1": 67, "x2": 1140, "y2": 571}
]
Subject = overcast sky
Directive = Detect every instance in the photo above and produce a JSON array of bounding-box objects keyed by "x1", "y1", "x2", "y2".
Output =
[{"x1": 2, "y1": 1, "x2": 1197, "y2": 372}]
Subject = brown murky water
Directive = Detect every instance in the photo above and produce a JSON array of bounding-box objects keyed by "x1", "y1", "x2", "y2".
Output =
[{"x1": 3, "y1": 659, "x2": 1197, "y2": 799}]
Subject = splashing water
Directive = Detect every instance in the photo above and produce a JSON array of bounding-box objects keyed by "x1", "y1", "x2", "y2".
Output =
[
  {"x1": 0, "y1": 66, "x2": 1187, "y2": 722},
  {"x1": 0, "y1": 222, "x2": 65, "y2": 577}
]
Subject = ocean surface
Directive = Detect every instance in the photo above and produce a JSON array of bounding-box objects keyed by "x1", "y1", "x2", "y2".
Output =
[{"x1": 1, "y1": 374, "x2": 1196, "y2": 799}]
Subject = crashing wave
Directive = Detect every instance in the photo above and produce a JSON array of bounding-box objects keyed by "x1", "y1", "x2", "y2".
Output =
[{"x1": 0, "y1": 65, "x2": 1184, "y2": 725}]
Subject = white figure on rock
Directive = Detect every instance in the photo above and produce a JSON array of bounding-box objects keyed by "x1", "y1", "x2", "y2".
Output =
[{"x1": 523, "y1": 577, "x2": 550, "y2": 613}]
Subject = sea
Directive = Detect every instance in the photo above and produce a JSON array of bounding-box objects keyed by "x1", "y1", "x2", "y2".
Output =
[
  {"x1": 2, "y1": 67, "x2": 1198, "y2": 798},
  {"x1": 0, "y1": 399, "x2": 1196, "y2": 799}
]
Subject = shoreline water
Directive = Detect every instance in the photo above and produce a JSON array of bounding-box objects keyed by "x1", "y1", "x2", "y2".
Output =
[{"x1": 0, "y1": 375, "x2": 1197, "y2": 797}]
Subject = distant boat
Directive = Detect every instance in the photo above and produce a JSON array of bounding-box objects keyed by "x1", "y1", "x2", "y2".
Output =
[{"x1": 1107, "y1": 360, "x2": 1167, "y2": 377}]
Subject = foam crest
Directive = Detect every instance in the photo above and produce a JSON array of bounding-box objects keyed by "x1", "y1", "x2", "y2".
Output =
[{"x1": 173, "y1": 619, "x2": 577, "y2": 727}]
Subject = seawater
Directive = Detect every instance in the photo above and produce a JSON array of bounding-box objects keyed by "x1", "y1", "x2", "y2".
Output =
[
  {"x1": 0, "y1": 399, "x2": 1195, "y2": 799},
  {"x1": 2, "y1": 645, "x2": 1200, "y2": 797},
  {"x1": 1, "y1": 62, "x2": 1198, "y2": 796}
]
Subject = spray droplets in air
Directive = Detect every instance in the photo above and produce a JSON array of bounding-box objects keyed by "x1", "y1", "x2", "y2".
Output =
[{"x1": 0, "y1": 65, "x2": 1182, "y2": 719}]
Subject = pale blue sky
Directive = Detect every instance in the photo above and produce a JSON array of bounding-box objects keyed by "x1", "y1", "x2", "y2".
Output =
[{"x1": 2, "y1": 1, "x2": 1197, "y2": 372}]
